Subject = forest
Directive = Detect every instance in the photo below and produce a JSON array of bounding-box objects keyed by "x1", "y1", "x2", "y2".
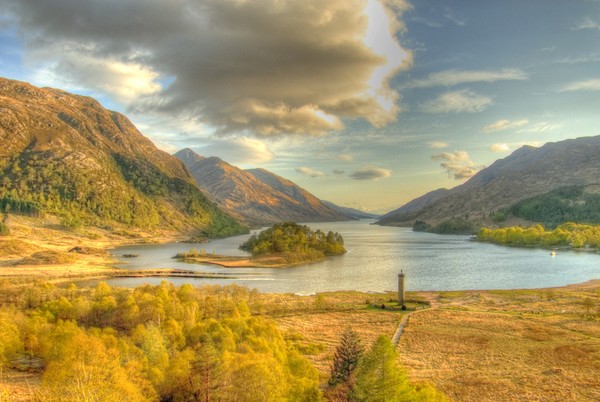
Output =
[
  {"x1": 508, "y1": 185, "x2": 600, "y2": 228},
  {"x1": 477, "y1": 222, "x2": 600, "y2": 249},
  {"x1": 240, "y1": 222, "x2": 346, "y2": 263},
  {"x1": 0, "y1": 281, "x2": 444, "y2": 401},
  {"x1": 0, "y1": 151, "x2": 246, "y2": 237}
]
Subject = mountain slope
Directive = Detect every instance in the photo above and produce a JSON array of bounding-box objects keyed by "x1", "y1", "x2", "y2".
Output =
[
  {"x1": 0, "y1": 77, "x2": 245, "y2": 236},
  {"x1": 175, "y1": 149, "x2": 350, "y2": 225},
  {"x1": 377, "y1": 136, "x2": 600, "y2": 227},
  {"x1": 377, "y1": 188, "x2": 450, "y2": 222}
]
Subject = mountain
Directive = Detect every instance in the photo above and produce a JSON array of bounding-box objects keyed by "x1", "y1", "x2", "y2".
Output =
[
  {"x1": 0, "y1": 77, "x2": 245, "y2": 236},
  {"x1": 377, "y1": 188, "x2": 450, "y2": 222},
  {"x1": 377, "y1": 135, "x2": 600, "y2": 228},
  {"x1": 175, "y1": 149, "x2": 350, "y2": 225},
  {"x1": 321, "y1": 200, "x2": 380, "y2": 220}
]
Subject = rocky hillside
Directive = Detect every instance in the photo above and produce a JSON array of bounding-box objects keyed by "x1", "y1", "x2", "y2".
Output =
[
  {"x1": 175, "y1": 149, "x2": 350, "y2": 225},
  {"x1": 377, "y1": 135, "x2": 600, "y2": 228},
  {"x1": 0, "y1": 77, "x2": 245, "y2": 236}
]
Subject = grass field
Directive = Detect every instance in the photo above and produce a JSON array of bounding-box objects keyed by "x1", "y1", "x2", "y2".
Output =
[
  {"x1": 256, "y1": 285, "x2": 600, "y2": 401},
  {"x1": 1, "y1": 216, "x2": 599, "y2": 400}
]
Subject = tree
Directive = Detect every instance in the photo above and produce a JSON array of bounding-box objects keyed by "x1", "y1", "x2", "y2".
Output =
[
  {"x1": 328, "y1": 327, "x2": 363, "y2": 387},
  {"x1": 353, "y1": 335, "x2": 413, "y2": 402},
  {"x1": 0, "y1": 311, "x2": 23, "y2": 374}
]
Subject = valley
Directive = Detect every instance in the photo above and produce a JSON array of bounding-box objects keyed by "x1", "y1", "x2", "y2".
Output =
[{"x1": 1, "y1": 77, "x2": 600, "y2": 401}]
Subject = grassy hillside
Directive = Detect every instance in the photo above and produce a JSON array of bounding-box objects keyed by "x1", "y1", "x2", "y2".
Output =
[{"x1": 0, "y1": 78, "x2": 246, "y2": 237}]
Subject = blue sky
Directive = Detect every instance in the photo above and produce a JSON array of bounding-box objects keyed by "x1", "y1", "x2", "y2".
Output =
[{"x1": 1, "y1": 0, "x2": 599, "y2": 213}]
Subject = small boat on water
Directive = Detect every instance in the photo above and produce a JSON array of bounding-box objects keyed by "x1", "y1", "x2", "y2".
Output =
[{"x1": 550, "y1": 250, "x2": 556, "y2": 257}]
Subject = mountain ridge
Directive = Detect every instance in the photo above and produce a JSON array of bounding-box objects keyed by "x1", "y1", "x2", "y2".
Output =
[
  {"x1": 175, "y1": 148, "x2": 351, "y2": 226},
  {"x1": 377, "y1": 136, "x2": 600, "y2": 228},
  {"x1": 0, "y1": 77, "x2": 245, "y2": 236}
]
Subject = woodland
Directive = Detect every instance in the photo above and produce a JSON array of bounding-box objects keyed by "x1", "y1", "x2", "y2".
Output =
[{"x1": 0, "y1": 281, "x2": 444, "y2": 401}]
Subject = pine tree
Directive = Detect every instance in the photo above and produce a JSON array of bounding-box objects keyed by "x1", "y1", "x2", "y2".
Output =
[{"x1": 328, "y1": 327, "x2": 363, "y2": 387}]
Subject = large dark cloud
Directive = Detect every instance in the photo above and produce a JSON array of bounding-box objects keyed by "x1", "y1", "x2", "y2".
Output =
[{"x1": 4, "y1": 0, "x2": 410, "y2": 136}]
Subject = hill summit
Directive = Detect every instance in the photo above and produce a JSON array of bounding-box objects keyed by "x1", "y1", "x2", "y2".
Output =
[
  {"x1": 0, "y1": 78, "x2": 245, "y2": 236},
  {"x1": 174, "y1": 149, "x2": 350, "y2": 226},
  {"x1": 377, "y1": 135, "x2": 600, "y2": 229}
]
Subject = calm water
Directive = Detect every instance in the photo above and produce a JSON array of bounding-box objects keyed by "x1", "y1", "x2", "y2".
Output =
[{"x1": 97, "y1": 220, "x2": 600, "y2": 293}]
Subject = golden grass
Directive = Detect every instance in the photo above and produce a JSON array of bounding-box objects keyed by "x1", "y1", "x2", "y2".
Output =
[
  {"x1": 0, "y1": 370, "x2": 41, "y2": 402},
  {"x1": 399, "y1": 285, "x2": 600, "y2": 402},
  {"x1": 1, "y1": 215, "x2": 599, "y2": 400},
  {"x1": 276, "y1": 308, "x2": 404, "y2": 375}
]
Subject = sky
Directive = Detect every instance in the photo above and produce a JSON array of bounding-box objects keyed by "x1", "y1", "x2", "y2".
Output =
[{"x1": 1, "y1": 0, "x2": 600, "y2": 214}]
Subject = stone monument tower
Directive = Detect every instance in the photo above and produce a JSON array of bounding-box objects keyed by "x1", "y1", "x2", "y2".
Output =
[{"x1": 398, "y1": 270, "x2": 405, "y2": 308}]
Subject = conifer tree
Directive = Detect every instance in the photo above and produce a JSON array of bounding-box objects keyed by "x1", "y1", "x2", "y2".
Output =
[{"x1": 328, "y1": 327, "x2": 363, "y2": 387}]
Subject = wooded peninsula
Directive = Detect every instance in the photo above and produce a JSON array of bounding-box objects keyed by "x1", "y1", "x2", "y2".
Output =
[{"x1": 477, "y1": 222, "x2": 600, "y2": 249}]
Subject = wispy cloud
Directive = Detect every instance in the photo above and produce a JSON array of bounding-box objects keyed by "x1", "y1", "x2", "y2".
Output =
[
  {"x1": 349, "y1": 167, "x2": 392, "y2": 180},
  {"x1": 296, "y1": 167, "x2": 326, "y2": 178},
  {"x1": 573, "y1": 16, "x2": 600, "y2": 31},
  {"x1": 517, "y1": 122, "x2": 561, "y2": 133},
  {"x1": 427, "y1": 141, "x2": 449, "y2": 149},
  {"x1": 483, "y1": 119, "x2": 529, "y2": 133},
  {"x1": 420, "y1": 90, "x2": 493, "y2": 114},
  {"x1": 560, "y1": 79, "x2": 600, "y2": 92},
  {"x1": 431, "y1": 150, "x2": 484, "y2": 180},
  {"x1": 336, "y1": 153, "x2": 354, "y2": 162},
  {"x1": 410, "y1": 6, "x2": 466, "y2": 28},
  {"x1": 406, "y1": 68, "x2": 527, "y2": 88}
]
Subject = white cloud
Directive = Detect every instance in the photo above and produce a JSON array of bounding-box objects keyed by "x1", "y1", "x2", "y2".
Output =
[
  {"x1": 560, "y1": 79, "x2": 600, "y2": 92},
  {"x1": 420, "y1": 89, "x2": 493, "y2": 114},
  {"x1": 296, "y1": 167, "x2": 326, "y2": 178},
  {"x1": 195, "y1": 137, "x2": 274, "y2": 165},
  {"x1": 431, "y1": 150, "x2": 484, "y2": 180},
  {"x1": 489, "y1": 141, "x2": 543, "y2": 153},
  {"x1": 336, "y1": 153, "x2": 354, "y2": 162},
  {"x1": 349, "y1": 167, "x2": 392, "y2": 180},
  {"x1": 427, "y1": 141, "x2": 449, "y2": 149},
  {"x1": 6, "y1": 0, "x2": 412, "y2": 137},
  {"x1": 407, "y1": 68, "x2": 527, "y2": 88},
  {"x1": 483, "y1": 119, "x2": 529, "y2": 133},
  {"x1": 489, "y1": 143, "x2": 511, "y2": 153},
  {"x1": 431, "y1": 150, "x2": 470, "y2": 163}
]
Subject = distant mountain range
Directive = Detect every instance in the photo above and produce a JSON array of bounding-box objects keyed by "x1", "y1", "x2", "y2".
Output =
[
  {"x1": 377, "y1": 136, "x2": 600, "y2": 229},
  {"x1": 0, "y1": 77, "x2": 245, "y2": 236},
  {"x1": 175, "y1": 149, "x2": 367, "y2": 225}
]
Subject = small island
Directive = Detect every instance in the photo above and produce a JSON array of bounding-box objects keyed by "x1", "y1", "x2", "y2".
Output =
[{"x1": 176, "y1": 222, "x2": 346, "y2": 268}]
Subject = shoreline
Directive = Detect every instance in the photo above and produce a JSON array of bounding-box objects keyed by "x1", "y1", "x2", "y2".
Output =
[
  {"x1": 3, "y1": 260, "x2": 598, "y2": 295},
  {"x1": 175, "y1": 253, "x2": 329, "y2": 268}
]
